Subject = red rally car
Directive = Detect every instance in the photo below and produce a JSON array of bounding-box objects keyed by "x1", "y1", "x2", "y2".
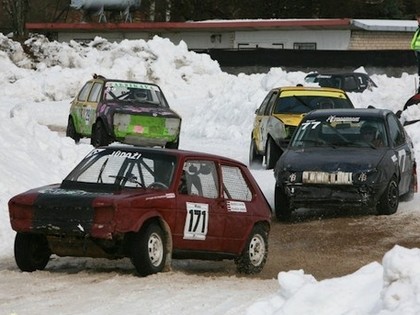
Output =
[{"x1": 9, "y1": 146, "x2": 272, "y2": 276}]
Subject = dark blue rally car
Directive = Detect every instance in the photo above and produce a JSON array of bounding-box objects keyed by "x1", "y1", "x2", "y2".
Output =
[{"x1": 274, "y1": 108, "x2": 417, "y2": 221}]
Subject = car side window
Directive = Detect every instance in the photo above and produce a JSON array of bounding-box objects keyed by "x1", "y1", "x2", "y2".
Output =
[
  {"x1": 265, "y1": 92, "x2": 278, "y2": 115},
  {"x1": 221, "y1": 165, "x2": 252, "y2": 201},
  {"x1": 387, "y1": 114, "x2": 406, "y2": 147},
  {"x1": 88, "y1": 82, "x2": 102, "y2": 102},
  {"x1": 179, "y1": 160, "x2": 218, "y2": 199},
  {"x1": 343, "y1": 76, "x2": 358, "y2": 91},
  {"x1": 256, "y1": 92, "x2": 273, "y2": 115},
  {"x1": 78, "y1": 82, "x2": 93, "y2": 102}
]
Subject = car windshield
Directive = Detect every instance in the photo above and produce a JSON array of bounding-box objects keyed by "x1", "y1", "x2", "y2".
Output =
[
  {"x1": 62, "y1": 148, "x2": 176, "y2": 189},
  {"x1": 274, "y1": 95, "x2": 352, "y2": 114},
  {"x1": 103, "y1": 81, "x2": 168, "y2": 107},
  {"x1": 290, "y1": 115, "x2": 388, "y2": 149}
]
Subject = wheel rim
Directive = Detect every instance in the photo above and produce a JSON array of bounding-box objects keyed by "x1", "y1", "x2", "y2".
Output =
[
  {"x1": 387, "y1": 181, "x2": 399, "y2": 210},
  {"x1": 265, "y1": 141, "x2": 271, "y2": 168},
  {"x1": 148, "y1": 232, "x2": 164, "y2": 267},
  {"x1": 248, "y1": 234, "x2": 265, "y2": 266}
]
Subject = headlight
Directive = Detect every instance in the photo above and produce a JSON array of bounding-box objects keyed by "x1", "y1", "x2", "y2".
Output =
[
  {"x1": 277, "y1": 170, "x2": 302, "y2": 184},
  {"x1": 352, "y1": 169, "x2": 379, "y2": 184}
]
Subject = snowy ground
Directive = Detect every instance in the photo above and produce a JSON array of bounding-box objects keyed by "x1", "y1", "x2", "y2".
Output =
[{"x1": 0, "y1": 33, "x2": 420, "y2": 314}]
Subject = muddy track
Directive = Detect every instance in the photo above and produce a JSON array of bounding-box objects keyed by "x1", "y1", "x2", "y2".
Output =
[
  {"x1": 174, "y1": 206, "x2": 420, "y2": 281},
  {"x1": 260, "y1": 207, "x2": 420, "y2": 280}
]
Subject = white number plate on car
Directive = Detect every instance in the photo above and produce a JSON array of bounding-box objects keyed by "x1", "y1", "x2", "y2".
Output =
[{"x1": 302, "y1": 171, "x2": 353, "y2": 185}]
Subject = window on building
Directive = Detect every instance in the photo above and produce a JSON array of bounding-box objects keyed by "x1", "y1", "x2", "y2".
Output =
[{"x1": 293, "y1": 42, "x2": 317, "y2": 50}]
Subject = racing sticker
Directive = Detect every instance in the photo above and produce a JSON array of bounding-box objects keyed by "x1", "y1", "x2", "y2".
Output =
[
  {"x1": 183, "y1": 202, "x2": 208, "y2": 240},
  {"x1": 227, "y1": 201, "x2": 247, "y2": 213}
]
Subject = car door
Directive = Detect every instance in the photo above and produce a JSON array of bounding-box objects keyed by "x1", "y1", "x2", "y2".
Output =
[
  {"x1": 83, "y1": 81, "x2": 103, "y2": 135},
  {"x1": 254, "y1": 91, "x2": 278, "y2": 153},
  {"x1": 71, "y1": 81, "x2": 92, "y2": 135},
  {"x1": 71, "y1": 80, "x2": 103, "y2": 136},
  {"x1": 387, "y1": 113, "x2": 414, "y2": 194},
  {"x1": 219, "y1": 163, "x2": 256, "y2": 253},
  {"x1": 174, "y1": 159, "x2": 227, "y2": 252}
]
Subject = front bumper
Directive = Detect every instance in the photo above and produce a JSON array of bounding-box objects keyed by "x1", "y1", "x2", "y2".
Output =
[{"x1": 284, "y1": 183, "x2": 384, "y2": 210}]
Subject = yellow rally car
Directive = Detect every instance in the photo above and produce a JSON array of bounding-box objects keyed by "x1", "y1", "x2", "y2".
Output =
[{"x1": 249, "y1": 86, "x2": 354, "y2": 169}]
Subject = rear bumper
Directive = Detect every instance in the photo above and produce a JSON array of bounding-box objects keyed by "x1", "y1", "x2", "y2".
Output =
[
  {"x1": 117, "y1": 134, "x2": 177, "y2": 147},
  {"x1": 113, "y1": 114, "x2": 180, "y2": 146}
]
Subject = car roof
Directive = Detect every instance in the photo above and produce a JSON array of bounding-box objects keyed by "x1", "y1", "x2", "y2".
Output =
[
  {"x1": 88, "y1": 75, "x2": 161, "y2": 89},
  {"x1": 98, "y1": 145, "x2": 247, "y2": 167},
  {"x1": 271, "y1": 86, "x2": 348, "y2": 94},
  {"x1": 306, "y1": 72, "x2": 369, "y2": 77},
  {"x1": 304, "y1": 107, "x2": 392, "y2": 119}
]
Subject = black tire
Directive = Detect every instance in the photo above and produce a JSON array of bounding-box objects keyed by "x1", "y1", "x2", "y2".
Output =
[
  {"x1": 91, "y1": 120, "x2": 112, "y2": 147},
  {"x1": 249, "y1": 138, "x2": 263, "y2": 167},
  {"x1": 165, "y1": 138, "x2": 179, "y2": 149},
  {"x1": 130, "y1": 223, "x2": 167, "y2": 277},
  {"x1": 265, "y1": 137, "x2": 281, "y2": 170},
  {"x1": 274, "y1": 184, "x2": 292, "y2": 221},
  {"x1": 235, "y1": 225, "x2": 268, "y2": 274},
  {"x1": 66, "y1": 116, "x2": 81, "y2": 143},
  {"x1": 14, "y1": 233, "x2": 51, "y2": 272},
  {"x1": 377, "y1": 177, "x2": 399, "y2": 215}
]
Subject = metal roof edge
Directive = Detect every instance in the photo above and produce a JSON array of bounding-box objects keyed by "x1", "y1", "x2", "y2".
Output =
[{"x1": 351, "y1": 19, "x2": 417, "y2": 32}]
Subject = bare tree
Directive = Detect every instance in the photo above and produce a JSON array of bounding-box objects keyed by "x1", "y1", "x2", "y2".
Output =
[{"x1": 2, "y1": 0, "x2": 29, "y2": 38}]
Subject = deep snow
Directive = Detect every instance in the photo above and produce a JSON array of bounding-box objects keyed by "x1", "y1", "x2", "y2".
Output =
[{"x1": 0, "y1": 33, "x2": 420, "y2": 314}]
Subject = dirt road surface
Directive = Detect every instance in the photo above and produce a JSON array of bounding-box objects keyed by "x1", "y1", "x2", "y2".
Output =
[
  {"x1": 175, "y1": 204, "x2": 420, "y2": 281},
  {"x1": 259, "y1": 206, "x2": 420, "y2": 280}
]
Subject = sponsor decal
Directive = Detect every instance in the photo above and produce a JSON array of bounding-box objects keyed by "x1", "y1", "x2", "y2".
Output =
[
  {"x1": 391, "y1": 154, "x2": 398, "y2": 163},
  {"x1": 39, "y1": 188, "x2": 101, "y2": 196},
  {"x1": 110, "y1": 150, "x2": 142, "y2": 160},
  {"x1": 326, "y1": 115, "x2": 360, "y2": 123},
  {"x1": 227, "y1": 201, "x2": 247, "y2": 213},
  {"x1": 133, "y1": 125, "x2": 145, "y2": 133},
  {"x1": 145, "y1": 193, "x2": 175, "y2": 200}
]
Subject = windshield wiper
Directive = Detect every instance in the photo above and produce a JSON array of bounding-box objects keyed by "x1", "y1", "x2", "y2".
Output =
[{"x1": 97, "y1": 158, "x2": 109, "y2": 183}]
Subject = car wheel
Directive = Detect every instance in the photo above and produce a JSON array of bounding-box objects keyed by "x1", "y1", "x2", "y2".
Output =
[
  {"x1": 274, "y1": 185, "x2": 292, "y2": 221},
  {"x1": 91, "y1": 120, "x2": 111, "y2": 147},
  {"x1": 130, "y1": 222, "x2": 167, "y2": 277},
  {"x1": 249, "y1": 138, "x2": 263, "y2": 167},
  {"x1": 165, "y1": 139, "x2": 179, "y2": 149},
  {"x1": 265, "y1": 137, "x2": 281, "y2": 170},
  {"x1": 66, "y1": 116, "x2": 80, "y2": 143},
  {"x1": 235, "y1": 225, "x2": 268, "y2": 274},
  {"x1": 377, "y1": 177, "x2": 399, "y2": 215},
  {"x1": 14, "y1": 233, "x2": 51, "y2": 272}
]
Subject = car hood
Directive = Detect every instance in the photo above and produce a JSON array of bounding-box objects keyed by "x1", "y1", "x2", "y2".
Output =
[
  {"x1": 9, "y1": 184, "x2": 175, "y2": 235},
  {"x1": 279, "y1": 147, "x2": 386, "y2": 172},
  {"x1": 274, "y1": 113, "x2": 305, "y2": 127},
  {"x1": 10, "y1": 183, "x2": 174, "y2": 207}
]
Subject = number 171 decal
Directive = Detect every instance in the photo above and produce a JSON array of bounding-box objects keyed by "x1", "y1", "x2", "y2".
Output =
[{"x1": 183, "y1": 202, "x2": 209, "y2": 240}]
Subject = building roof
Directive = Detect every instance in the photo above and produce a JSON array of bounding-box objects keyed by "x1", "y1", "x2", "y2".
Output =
[{"x1": 25, "y1": 18, "x2": 417, "y2": 33}]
